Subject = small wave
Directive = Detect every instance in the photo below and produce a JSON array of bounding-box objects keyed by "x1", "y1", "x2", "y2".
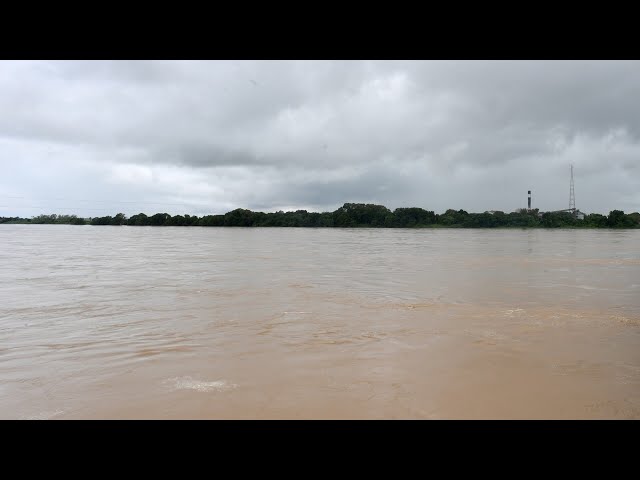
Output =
[
  {"x1": 576, "y1": 285, "x2": 604, "y2": 291},
  {"x1": 164, "y1": 376, "x2": 237, "y2": 393},
  {"x1": 20, "y1": 409, "x2": 64, "y2": 420},
  {"x1": 610, "y1": 315, "x2": 640, "y2": 326},
  {"x1": 288, "y1": 284, "x2": 313, "y2": 289},
  {"x1": 405, "y1": 303, "x2": 435, "y2": 310},
  {"x1": 360, "y1": 331, "x2": 387, "y2": 340}
]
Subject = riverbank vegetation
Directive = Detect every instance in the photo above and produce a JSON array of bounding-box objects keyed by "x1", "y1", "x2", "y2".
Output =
[{"x1": 2, "y1": 204, "x2": 639, "y2": 228}]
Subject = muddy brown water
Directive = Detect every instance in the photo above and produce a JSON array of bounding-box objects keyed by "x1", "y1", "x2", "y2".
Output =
[{"x1": 1, "y1": 225, "x2": 638, "y2": 419}]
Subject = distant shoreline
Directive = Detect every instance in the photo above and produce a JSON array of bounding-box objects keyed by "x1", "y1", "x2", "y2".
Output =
[
  {"x1": 2, "y1": 203, "x2": 639, "y2": 229},
  {"x1": 5, "y1": 224, "x2": 640, "y2": 230}
]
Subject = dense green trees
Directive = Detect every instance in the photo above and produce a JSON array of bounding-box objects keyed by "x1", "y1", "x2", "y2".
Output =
[
  {"x1": 87, "y1": 212, "x2": 126, "y2": 226},
  {"x1": 607, "y1": 210, "x2": 636, "y2": 228},
  {"x1": 224, "y1": 208, "x2": 256, "y2": 226},
  {"x1": 584, "y1": 213, "x2": 608, "y2": 228},
  {"x1": 0, "y1": 216, "x2": 31, "y2": 224},
  {"x1": 2, "y1": 204, "x2": 639, "y2": 228},
  {"x1": 333, "y1": 203, "x2": 393, "y2": 227},
  {"x1": 540, "y1": 211, "x2": 576, "y2": 228},
  {"x1": 150, "y1": 213, "x2": 171, "y2": 226},
  {"x1": 393, "y1": 208, "x2": 436, "y2": 227},
  {"x1": 90, "y1": 216, "x2": 112, "y2": 225},
  {"x1": 199, "y1": 214, "x2": 225, "y2": 226},
  {"x1": 438, "y1": 209, "x2": 468, "y2": 226},
  {"x1": 128, "y1": 213, "x2": 149, "y2": 226},
  {"x1": 29, "y1": 214, "x2": 87, "y2": 225}
]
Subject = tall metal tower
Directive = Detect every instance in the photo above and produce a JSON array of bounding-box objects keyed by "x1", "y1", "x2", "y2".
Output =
[{"x1": 569, "y1": 164, "x2": 576, "y2": 212}]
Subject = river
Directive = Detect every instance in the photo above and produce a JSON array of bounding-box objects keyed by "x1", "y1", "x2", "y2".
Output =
[{"x1": 1, "y1": 225, "x2": 638, "y2": 418}]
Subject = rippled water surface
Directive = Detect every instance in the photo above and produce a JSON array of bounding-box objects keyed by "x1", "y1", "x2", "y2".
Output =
[{"x1": 1, "y1": 225, "x2": 638, "y2": 419}]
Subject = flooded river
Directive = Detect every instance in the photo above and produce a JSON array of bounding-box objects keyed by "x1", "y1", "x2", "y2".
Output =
[{"x1": 1, "y1": 225, "x2": 638, "y2": 419}]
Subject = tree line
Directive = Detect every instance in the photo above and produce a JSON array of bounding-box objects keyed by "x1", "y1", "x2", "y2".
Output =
[{"x1": 1, "y1": 203, "x2": 639, "y2": 228}]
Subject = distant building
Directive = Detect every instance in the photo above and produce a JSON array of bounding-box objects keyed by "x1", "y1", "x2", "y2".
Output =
[{"x1": 549, "y1": 208, "x2": 586, "y2": 219}]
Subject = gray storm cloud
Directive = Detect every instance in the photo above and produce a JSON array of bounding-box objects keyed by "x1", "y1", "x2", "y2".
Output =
[{"x1": 1, "y1": 60, "x2": 639, "y2": 217}]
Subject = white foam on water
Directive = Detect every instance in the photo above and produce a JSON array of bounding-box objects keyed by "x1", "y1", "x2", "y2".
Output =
[
  {"x1": 576, "y1": 285, "x2": 603, "y2": 290},
  {"x1": 165, "y1": 376, "x2": 237, "y2": 393},
  {"x1": 20, "y1": 409, "x2": 64, "y2": 420}
]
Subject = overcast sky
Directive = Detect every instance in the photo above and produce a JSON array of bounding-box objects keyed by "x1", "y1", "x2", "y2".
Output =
[{"x1": 1, "y1": 60, "x2": 639, "y2": 217}]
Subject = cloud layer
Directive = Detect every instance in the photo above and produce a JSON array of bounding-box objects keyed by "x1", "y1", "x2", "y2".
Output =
[{"x1": 2, "y1": 60, "x2": 639, "y2": 217}]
